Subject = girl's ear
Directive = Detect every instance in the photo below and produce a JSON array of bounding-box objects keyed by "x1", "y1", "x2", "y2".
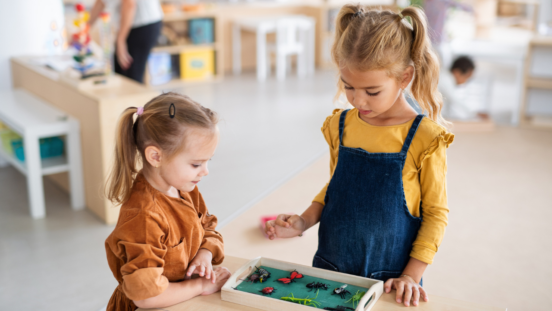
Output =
[
  {"x1": 401, "y1": 66, "x2": 415, "y2": 89},
  {"x1": 144, "y1": 146, "x2": 163, "y2": 168}
]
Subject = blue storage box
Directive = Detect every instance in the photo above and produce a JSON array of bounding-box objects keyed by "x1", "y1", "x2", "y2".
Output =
[
  {"x1": 11, "y1": 137, "x2": 64, "y2": 162},
  {"x1": 147, "y1": 52, "x2": 172, "y2": 85},
  {"x1": 189, "y1": 18, "x2": 214, "y2": 44}
]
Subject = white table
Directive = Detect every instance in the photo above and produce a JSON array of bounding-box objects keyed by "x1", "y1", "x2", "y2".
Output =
[
  {"x1": 0, "y1": 89, "x2": 85, "y2": 218},
  {"x1": 449, "y1": 39, "x2": 528, "y2": 125},
  {"x1": 232, "y1": 15, "x2": 315, "y2": 81}
]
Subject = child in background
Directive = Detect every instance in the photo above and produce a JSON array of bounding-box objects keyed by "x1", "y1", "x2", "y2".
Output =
[
  {"x1": 440, "y1": 56, "x2": 490, "y2": 120},
  {"x1": 104, "y1": 92, "x2": 230, "y2": 311},
  {"x1": 265, "y1": 5, "x2": 453, "y2": 307}
]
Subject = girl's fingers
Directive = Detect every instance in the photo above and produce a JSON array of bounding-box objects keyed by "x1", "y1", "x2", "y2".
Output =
[
  {"x1": 205, "y1": 266, "x2": 211, "y2": 279},
  {"x1": 419, "y1": 287, "x2": 429, "y2": 302},
  {"x1": 403, "y1": 285, "x2": 412, "y2": 307},
  {"x1": 383, "y1": 278, "x2": 394, "y2": 293},
  {"x1": 211, "y1": 267, "x2": 217, "y2": 284},
  {"x1": 186, "y1": 264, "x2": 197, "y2": 277},
  {"x1": 395, "y1": 281, "x2": 405, "y2": 304},
  {"x1": 200, "y1": 265, "x2": 206, "y2": 277},
  {"x1": 412, "y1": 286, "x2": 420, "y2": 306},
  {"x1": 275, "y1": 214, "x2": 290, "y2": 227}
]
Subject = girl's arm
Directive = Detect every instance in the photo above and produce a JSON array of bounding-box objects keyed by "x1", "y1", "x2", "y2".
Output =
[
  {"x1": 87, "y1": 0, "x2": 105, "y2": 27},
  {"x1": 133, "y1": 267, "x2": 231, "y2": 309}
]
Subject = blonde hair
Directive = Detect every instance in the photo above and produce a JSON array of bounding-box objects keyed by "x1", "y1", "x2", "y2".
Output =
[
  {"x1": 332, "y1": 4, "x2": 447, "y2": 126},
  {"x1": 106, "y1": 92, "x2": 219, "y2": 205}
]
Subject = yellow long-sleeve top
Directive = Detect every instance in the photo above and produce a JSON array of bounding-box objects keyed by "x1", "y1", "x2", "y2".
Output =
[{"x1": 314, "y1": 109, "x2": 454, "y2": 265}]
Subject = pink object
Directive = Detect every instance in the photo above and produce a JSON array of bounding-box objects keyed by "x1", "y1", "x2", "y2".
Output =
[
  {"x1": 260, "y1": 215, "x2": 278, "y2": 238},
  {"x1": 136, "y1": 107, "x2": 144, "y2": 116}
]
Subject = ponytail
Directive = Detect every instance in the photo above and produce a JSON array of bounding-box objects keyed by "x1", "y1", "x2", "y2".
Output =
[
  {"x1": 400, "y1": 7, "x2": 447, "y2": 126},
  {"x1": 106, "y1": 107, "x2": 141, "y2": 205}
]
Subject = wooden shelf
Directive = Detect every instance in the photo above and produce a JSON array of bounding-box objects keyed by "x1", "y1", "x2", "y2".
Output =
[
  {"x1": 0, "y1": 144, "x2": 69, "y2": 176},
  {"x1": 149, "y1": 76, "x2": 222, "y2": 89},
  {"x1": 163, "y1": 11, "x2": 218, "y2": 22},
  {"x1": 152, "y1": 43, "x2": 219, "y2": 54},
  {"x1": 527, "y1": 78, "x2": 552, "y2": 90}
]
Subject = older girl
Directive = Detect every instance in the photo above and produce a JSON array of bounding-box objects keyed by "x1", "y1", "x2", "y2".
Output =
[{"x1": 266, "y1": 5, "x2": 453, "y2": 307}]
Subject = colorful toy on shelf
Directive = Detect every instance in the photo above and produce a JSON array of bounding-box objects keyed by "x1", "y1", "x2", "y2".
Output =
[
  {"x1": 324, "y1": 306, "x2": 355, "y2": 311},
  {"x1": 70, "y1": 3, "x2": 93, "y2": 77},
  {"x1": 346, "y1": 290, "x2": 366, "y2": 308},
  {"x1": 276, "y1": 270, "x2": 303, "y2": 285},
  {"x1": 332, "y1": 284, "x2": 352, "y2": 299},
  {"x1": 306, "y1": 281, "x2": 329, "y2": 292},
  {"x1": 98, "y1": 11, "x2": 113, "y2": 76},
  {"x1": 280, "y1": 290, "x2": 321, "y2": 307},
  {"x1": 259, "y1": 287, "x2": 277, "y2": 296},
  {"x1": 255, "y1": 266, "x2": 271, "y2": 283}
]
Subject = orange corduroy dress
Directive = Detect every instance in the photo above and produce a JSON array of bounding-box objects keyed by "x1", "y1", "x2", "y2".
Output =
[{"x1": 105, "y1": 173, "x2": 224, "y2": 311}]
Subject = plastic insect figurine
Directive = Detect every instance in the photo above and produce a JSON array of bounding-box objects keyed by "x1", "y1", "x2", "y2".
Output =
[
  {"x1": 306, "y1": 281, "x2": 329, "y2": 291},
  {"x1": 260, "y1": 287, "x2": 277, "y2": 295},
  {"x1": 255, "y1": 266, "x2": 271, "y2": 283},
  {"x1": 277, "y1": 270, "x2": 303, "y2": 284},
  {"x1": 280, "y1": 290, "x2": 321, "y2": 307},
  {"x1": 332, "y1": 284, "x2": 352, "y2": 299},
  {"x1": 243, "y1": 273, "x2": 260, "y2": 283},
  {"x1": 323, "y1": 306, "x2": 355, "y2": 311},
  {"x1": 346, "y1": 290, "x2": 366, "y2": 308}
]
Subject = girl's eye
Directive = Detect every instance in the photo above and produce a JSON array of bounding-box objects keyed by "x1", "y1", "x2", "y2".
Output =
[
  {"x1": 192, "y1": 164, "x2": 201, "y2": 168},
  {"x1": 366, "y1": 91, "x2": 380, "y2": 96}
]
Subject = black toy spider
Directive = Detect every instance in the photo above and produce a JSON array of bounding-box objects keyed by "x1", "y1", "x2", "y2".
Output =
[{"x1": 332, "y1": 284, "x2": 352, "y2": 299}]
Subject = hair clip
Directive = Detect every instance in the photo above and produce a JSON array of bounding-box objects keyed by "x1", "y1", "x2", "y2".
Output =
[
  {"x1": 354, "y1": 11, "x2": 362, "y2": 18},
  {"x1": 136, "y1": 107, "x2": 144, "y2": 116},
  {"x1": 169, "y1": 103, "x2": 176, "y2": 118}
]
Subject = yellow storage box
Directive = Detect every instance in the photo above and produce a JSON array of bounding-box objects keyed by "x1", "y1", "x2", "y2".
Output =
[{"x1": 180, "y1": 48, "x2": 214, "y2": 81}]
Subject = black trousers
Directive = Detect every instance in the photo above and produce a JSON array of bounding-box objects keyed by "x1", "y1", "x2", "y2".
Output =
[{"x1": 115, "y1": 21, "x2": 162, "y2": 83}]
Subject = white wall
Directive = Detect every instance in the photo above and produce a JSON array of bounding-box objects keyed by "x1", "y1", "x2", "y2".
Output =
[{"x1": 0, "y1": 0, "x2": 65, "y2": 91}]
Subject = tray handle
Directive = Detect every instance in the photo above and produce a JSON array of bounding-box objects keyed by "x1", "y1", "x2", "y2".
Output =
[
  {"x1": 356, "y1": 281, "x2": 383, "y2": 311},
  {"x1": 226, "y1": 257, "x2": 260, "y2": 287}
]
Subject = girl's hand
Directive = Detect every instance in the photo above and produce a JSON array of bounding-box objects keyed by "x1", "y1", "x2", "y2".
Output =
[
  {"x1": 186, "y1": 249, "x2": 216, "y2": 283},
  {"x1": 116, "y1": 40, "x2": 133, "y2": 70},
  {"x1": 200, "y1": 266, "x2": 231, "y2": 296},
  {"x1": 264, "y1": 214, "x2": 305, "y2": 240},
  {"x1": 384, "y1": 275, "x2": 429, "y2": 307}
]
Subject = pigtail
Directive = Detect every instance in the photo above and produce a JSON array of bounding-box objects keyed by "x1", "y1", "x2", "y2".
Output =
[
  {"x1": 106, "y1": 107, "x2": 140, "y2": 205},
  {"x1": 400, "y1": 7, "x2": 448, "y2": 127}
]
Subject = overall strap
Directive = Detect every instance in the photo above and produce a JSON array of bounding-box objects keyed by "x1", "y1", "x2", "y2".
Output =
[
  {"x1": 339, "y1": 109, "x2": 349, "y2": 146},
  {"x1": 400, "y1": 115, "x2": 425, "y2": 155}
]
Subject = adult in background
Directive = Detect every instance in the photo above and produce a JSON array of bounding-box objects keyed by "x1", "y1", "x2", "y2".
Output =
[{"x1": 89, "y1": 0, "x2": 163, "y2": 83}]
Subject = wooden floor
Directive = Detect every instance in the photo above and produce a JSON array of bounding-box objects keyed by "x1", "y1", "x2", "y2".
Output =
[{"x1": 221, "y1": 126, "x2": 552, "y2": 311}]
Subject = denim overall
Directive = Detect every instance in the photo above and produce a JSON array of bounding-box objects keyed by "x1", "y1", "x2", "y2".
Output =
[{"x1": 313, "y1": 110, "x2": 424, "y2": 283}]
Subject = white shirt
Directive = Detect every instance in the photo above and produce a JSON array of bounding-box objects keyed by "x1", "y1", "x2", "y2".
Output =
[
  {"x1": 103, "y1": 0, "x2": 163, "y2": 29},
  {"x1": 439, "y1": 70, "x2": 478, "y2": 120}
]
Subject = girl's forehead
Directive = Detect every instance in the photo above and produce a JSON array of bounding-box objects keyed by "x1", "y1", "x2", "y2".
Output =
[{"x1": 340, "y1": 67, "x2": 392, "y2": 85}]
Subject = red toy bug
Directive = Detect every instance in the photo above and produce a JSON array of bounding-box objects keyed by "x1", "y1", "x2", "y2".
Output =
[
  {"x1": 260, "y1": 287, "x2": 276, "y2": 295},
  {"x1": 276, "y1": 270, "x2": 304, "y2": 284}
]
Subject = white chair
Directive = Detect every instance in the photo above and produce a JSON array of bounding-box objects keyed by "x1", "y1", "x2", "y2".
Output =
[
  {"x1": 233, "y1": 15, "x2": 315, "y2": 81},
  {"x1": 0, "y1": 89, "x2": 85, "y2": 219},
  {"x1": 268, "y1": 17, "x2": 311, "y2": 80}
]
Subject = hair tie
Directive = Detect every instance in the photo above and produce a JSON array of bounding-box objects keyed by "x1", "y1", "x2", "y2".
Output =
[
  {"x1": 354, "y1": 11, "x2": 362, "y2": 18},
  {"x1": 169, "y1": 103, "x2": 176, "y2": 118},
  {"x1": 136, "y1": 107, "x2": 144, "y2": 116}
]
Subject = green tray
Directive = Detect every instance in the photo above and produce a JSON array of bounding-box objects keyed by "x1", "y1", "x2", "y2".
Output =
[
  {"x1": 221, "y1": 257, "x2": 383, "y2": 311},
  {"x1": 235, "y1": 265, "x2": 371, "y2": 309}
]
